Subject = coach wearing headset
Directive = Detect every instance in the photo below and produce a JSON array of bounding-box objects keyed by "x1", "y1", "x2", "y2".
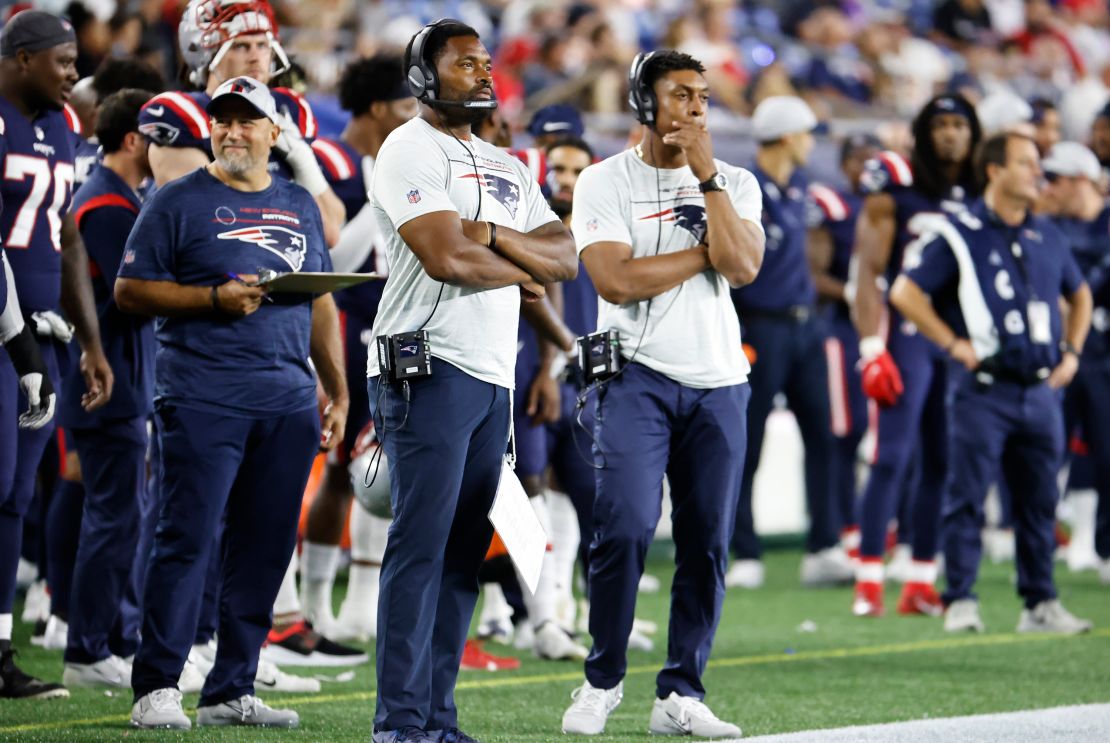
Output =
[
  {"x1": 559, "y1": 51, "x2": 764, "y2": 738},
  {"x1": 367, "y1": 19, "x2": 575, "y2": 743}
]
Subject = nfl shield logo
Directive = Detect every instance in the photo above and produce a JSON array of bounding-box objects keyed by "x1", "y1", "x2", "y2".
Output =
[{"x1": 407, "y1": 189, "x2": 421, "y2": 204}]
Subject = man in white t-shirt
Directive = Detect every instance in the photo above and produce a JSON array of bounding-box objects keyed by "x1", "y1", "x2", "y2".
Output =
[
  {"x1": 560, "y1": 51, "x2": 765, "y2": 738},
  {"x1": 367, "y1": 19, "x2": 576, "y2": 743}
]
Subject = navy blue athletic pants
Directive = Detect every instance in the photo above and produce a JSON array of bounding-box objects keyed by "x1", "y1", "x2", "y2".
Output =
[
  {"x1": 0, "y1": 339, "x2": 59, "y2": 613},
  {"x1": 731, "y1": 312, "x2": 837, "y2": 558},
  {"x1": 370, "y1": 360, "x2": 508, "y2": 733},
  {"x1": 131, "y1": 404, "x2": 318, "y2": 706},
  {"x1": 65, "y1": 416, "x2": 148, "y2": 663},
  {"x1": 586, "y1": 362, "x2": 749, "y2": 700},
  {"x1": 941, "y1": 374, "x2": 1063, "y2": 609}
]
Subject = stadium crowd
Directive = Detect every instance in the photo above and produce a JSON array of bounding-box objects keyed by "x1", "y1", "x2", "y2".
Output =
[{"x1": 0, "y1": 0, "x2": 1107, "y2": 741}]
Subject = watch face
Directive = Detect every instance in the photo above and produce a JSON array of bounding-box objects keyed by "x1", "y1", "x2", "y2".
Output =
[{"x1": 714, "y1": 173, "x2": 728, "y2": 190}]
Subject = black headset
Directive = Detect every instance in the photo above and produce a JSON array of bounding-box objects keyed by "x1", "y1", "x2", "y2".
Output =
[
  {"x1": 627, "y1": 51, "x2": 658, "y2": 126},
  {"x1": 406, "y1": 18, "x2": 496, "y2": 110}
]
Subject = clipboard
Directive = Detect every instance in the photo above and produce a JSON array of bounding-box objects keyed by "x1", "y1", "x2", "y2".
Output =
[{"x1": 256, "y1": 270, "x2": 380, "y2": 294}]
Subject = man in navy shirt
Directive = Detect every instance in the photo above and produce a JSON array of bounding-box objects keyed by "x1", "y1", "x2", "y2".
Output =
[
  {"x1": 728, "y1": 95, "x2": 852, "y2": 590},
  {"x1": 891, "y1": 131, "x2": 1094, "y2": 635},
  {"x1": 57, "y1": 89, "x2": 154, "y2": 690},
  {"x1": 115, "y1": 77, "x2": 346, "y2": 729},
  {"x1": 1041, "y1": 142, "x2": 1110, "y2": 582}
]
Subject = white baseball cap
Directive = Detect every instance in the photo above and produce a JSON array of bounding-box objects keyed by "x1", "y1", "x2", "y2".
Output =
[
  {"x1": 206, "y1": 76, "x2": 281, "y2": 124},
  {"x1": 1042, "y1": 141, "x2": 1103, "y2": 182},
  {"x1": 750, "y1": 96, "x2": 817, "y2": 142},
  {"x1": 975, "y1": 90, "x2": 1032, "y2": 135}
]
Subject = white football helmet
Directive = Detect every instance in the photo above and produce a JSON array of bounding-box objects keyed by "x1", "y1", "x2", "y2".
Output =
[
  {"x1": 178, "y1": 0, "x2": 291, "y2": 87},
  {"x1": 348, "y1": 420, "x2": 392, "y2": 519}
]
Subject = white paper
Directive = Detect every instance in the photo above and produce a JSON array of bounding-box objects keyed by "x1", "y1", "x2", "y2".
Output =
[{"x1": 488, "y1": 460, "x2": 547, "y2": 595}]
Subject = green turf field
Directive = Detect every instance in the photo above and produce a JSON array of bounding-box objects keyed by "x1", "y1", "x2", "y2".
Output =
[{"x1": 2, "y1": 547, "x2": 1108, "y2": 741}]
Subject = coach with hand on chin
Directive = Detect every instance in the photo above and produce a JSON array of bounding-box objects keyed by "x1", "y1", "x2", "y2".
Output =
[{"x1": 115, "y1": 76, "x2": 345, "y2": 730}]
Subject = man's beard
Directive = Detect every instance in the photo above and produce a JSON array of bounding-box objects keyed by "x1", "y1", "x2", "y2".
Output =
[
  {"x1": 432, "y1": 100, "x2": 494, "y2": 127},
  {"x1": 549, "y1": 196, "x2": 572, "y2": 219},
  {"x1": 217, "y1": 147, "x2": 259, "y2": 175}
]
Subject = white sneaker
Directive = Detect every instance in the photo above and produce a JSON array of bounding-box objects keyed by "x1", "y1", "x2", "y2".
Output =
[
  {"x1": 944, "y1": 598, "x2": 985, "y2": 633},
  {"x1": 724, "y1": 560, "x2": 764, "y2": 589},
  {"x1": 561, "y1": 680, "x2": 622, "y2": 735},
  {"x1": 189, "y1": 640, "x2": 217, "y2": 676},
  {"x1": 20, "y1": 579, "x2": 49, "y2": 624},
  {"x1": 885, "y1": 544, "x2": 913, "y2": 583},
  {"x1": 627, "y1": 628, "x2": 654, "y2": 652},
  {"x1": 512, "y1": 622, "x2": 535, "y2": 651},
  {"x1": 62, "y1": 655, "x2": 131, "y2": 688},
  {"x1": 16, "y1": 558, "x2": 38, "y2": 591},
  {"x1": 331, "y1": 600, "x2": 377, "y2": 643},
  {"x1": 800, "y1": 547, "x2": 854, "y2": 587},
  {"x1": 1017, "y1": 599, "x2": 1093, "y2": 635},
  {"x1": 533, "y1": 622, "x2": 588, "y2": 661},
  {"x1": 131, "y1": 688, "x2": 191, "y2": 729},
  {"x1": 255, "y1": 659, "x2": 321, "y2": 693},
  {"x1": 178, "y1": 659, "x2": 206, "y2": 694},
  {"x1": 196, "y1": 694, "x2": 299, "y2": 728},
  {"x1": 638, "y1": 573, "x2": 661, "y2": 593},
  {"x1": 983, "y1": 528, "x2": 1015, "y2": 563},
  {"x1": 649, "y1": 692, "x2": 741, "y2": 738},
  {"x1": 31, "y1": 615, "x2": 67, "y2": 650}
]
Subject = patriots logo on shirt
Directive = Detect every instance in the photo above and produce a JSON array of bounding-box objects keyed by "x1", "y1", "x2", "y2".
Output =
[
  {"x1": 217, "y1": 226, "x2": 308, "y2": 271},
  {"x1": 461, "y1": 173, "x2": 520, "y2": 219},
  {"x1": 639, "y1": 205, "x2": 708, "y2": 244}
]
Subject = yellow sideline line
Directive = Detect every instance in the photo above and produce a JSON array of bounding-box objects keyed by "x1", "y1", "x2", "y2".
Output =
[{"x1": 3, "y1": 628, "x2": 1107, "y2": 734}]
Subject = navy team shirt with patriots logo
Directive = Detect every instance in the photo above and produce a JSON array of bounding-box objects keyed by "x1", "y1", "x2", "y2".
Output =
[
  {"x1": 117, "y1": 168, "x2": 330, "y2": 418},
  {"x1": 731, "y1": 165, "x2": 815, "y2": 312},
  {"x1": 0, "y1": 94, "x2": 77, "y2": 312},
  {"x1": 1056, "y1": 206, "x2": 1110, "y2": 358},
  {"x1": 137, "y1": 86, "x2": 318, "y2": 180}
]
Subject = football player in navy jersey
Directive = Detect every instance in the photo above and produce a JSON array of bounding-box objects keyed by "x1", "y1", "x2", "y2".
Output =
[
  {"x1": 891, "y1": 131, "x2": 1094, "y2": 635},
  {"x1": 806, "y1": 133, "x2": 881, "y2": 563},
  {"x1": 1040, "y1": 142, "x2": 1110, "y2": 582},
  {"x1": 116, "y1": 78, "x2": 345, "y2": 729},
  {"x1": 850, "y1": 94, "x2": 982, "y2": 618},
  {"x1": 138, "y1": 0, "x2": 343, "y2": 246},
  {"x1": 0, "y1": 9, "x2": 114, "y2": 701},
  {"x1": 298, "y1": 54, "x2": 416, "y2": 643},
  {"x1": 728, "y1": 95, "x2": 852, "y2": 591}
]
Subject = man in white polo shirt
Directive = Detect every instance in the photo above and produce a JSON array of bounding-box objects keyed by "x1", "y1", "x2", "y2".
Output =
[{"x1": 559, "y1": 50, "x2": 765, "y2": 737}]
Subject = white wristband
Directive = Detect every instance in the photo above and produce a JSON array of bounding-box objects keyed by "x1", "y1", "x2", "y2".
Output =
[
  {"x1": 859, "y1": 335, "x2": 886, "y2": 362},
  {"x1": 284, "y1": 140, "x2": 329, "y2": 198}
]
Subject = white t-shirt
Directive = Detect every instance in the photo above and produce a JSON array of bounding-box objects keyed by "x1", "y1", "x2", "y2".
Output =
[
  {"x1": 571, "y1": 149, "x2": 762, "y2": 388},
  {"x1": 368, "y1": 118, "x2": 558, "y2": 388}
]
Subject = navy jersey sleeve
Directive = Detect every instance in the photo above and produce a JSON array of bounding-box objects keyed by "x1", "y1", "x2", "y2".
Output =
[
  {"x1": 78, "y1": 206, "x2": 139, "y2": 291},
  {"x1": 137, "y1": 92, "x2": 212, "y2": 151},
  {"x1": 905, "y1": 234, "x2": 958, "y2": 295},
  {"x1": 118, "y1": 193, "x2": 179, "y2": 282},
  {"x1": 1061, "y1": 248, "x2": 1084, "y2": 296},
  {"x1": 271, "y1": 88, "x2": 318, "y2": 142},
  {"x1": 859, "y1": 150, "x2": 914, "y2": 196}
]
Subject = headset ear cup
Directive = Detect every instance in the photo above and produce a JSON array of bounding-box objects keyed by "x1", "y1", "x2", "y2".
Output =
[{"x1": 407, "y1": 64, "x2": 427, "y2": 99}]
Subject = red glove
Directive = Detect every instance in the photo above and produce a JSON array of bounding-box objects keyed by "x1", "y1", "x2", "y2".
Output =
[{"x1": 861, "y1": 350, "x2": 904, "y2": 407}]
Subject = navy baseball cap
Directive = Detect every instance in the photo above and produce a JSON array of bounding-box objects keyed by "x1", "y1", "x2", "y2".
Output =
[
  {"x1": 527, "y1": 104, "x2": 584, "y2": 139},
  {"x1": 0, "y1": 10, "x2": 75, "y2": 58}
]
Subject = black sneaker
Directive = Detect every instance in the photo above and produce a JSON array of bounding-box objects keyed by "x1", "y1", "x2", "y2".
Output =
[
  {"x1": 440, "y1": 728, "x2": 481, "y2": 742},
  {"x1": 259, "y1": 621, "x2": 368, "y2": 667},
  {"x1": 0, "y1": 645, "x2": 69, "y2": 699}
]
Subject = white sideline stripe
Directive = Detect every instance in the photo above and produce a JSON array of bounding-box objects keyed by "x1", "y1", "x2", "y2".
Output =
[{"x1": 744, "y1": 704, "x2": 1110, "y2": 743}]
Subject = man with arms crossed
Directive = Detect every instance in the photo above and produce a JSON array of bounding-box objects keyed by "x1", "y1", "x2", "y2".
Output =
[{"x1": 560, "y1": 50, "x2": 764, "y2": 737}]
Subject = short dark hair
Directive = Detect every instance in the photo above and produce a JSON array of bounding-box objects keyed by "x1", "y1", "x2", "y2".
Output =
[
  {"x1": 403, "y1": 20, "x2": 480, "y2": 76},
  {"x1": 339, "y1": 54, "x2": 406, "y2": 115},
  {"x1": 545, "y1": 135, "x2": 594, "y2": 161},
  {"x1": 640, "y1": 50, "x2": 706, "y2": 94},
  {"x1": 96, "y1": 88, "x2": 153, "y2": 153},
  {"x1": 975, "y1": 131, "x2": 1037, "y2": 188},
  {"x1": 92, "y1": 58, "x2": 164, "y2": 104}
]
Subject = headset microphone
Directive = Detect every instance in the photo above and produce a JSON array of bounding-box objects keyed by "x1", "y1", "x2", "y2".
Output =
[{"x1": 427, "y1": 97, "x2": 498, "y2": 110}]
